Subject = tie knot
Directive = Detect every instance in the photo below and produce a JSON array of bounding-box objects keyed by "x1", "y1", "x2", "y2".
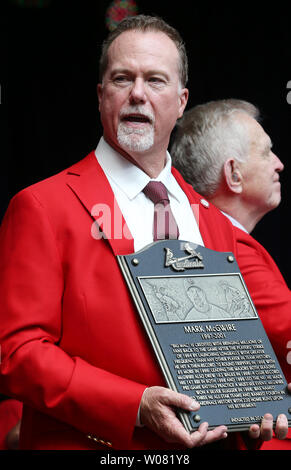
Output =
[{"x1": 143, "y1": 181, "x2": 169, "y2": 205}]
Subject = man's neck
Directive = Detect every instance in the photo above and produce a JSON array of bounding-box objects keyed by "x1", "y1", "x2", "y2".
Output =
[
  {"x1": 208, "y1": 195, "x2": 259, "y2": 233},
  {"x1": 220, "y1": 211, "x2": 248, "y2": 233},
  {"x1": 103, "y1": 136, "x2": 167, "y2": 178}
]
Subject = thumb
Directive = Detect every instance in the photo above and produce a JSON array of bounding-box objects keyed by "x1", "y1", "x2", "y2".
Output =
[{"x1": 162, "y1": 389, "x2": 200, "y2": 412}]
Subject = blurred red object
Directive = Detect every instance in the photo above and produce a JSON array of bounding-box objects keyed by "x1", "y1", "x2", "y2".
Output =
[
  {"x1": 105, "y1": 0, "x2": 138, "y2": 31},
  {"x1": 261, "y1": 429, "x2": 291, "y2": 450}
]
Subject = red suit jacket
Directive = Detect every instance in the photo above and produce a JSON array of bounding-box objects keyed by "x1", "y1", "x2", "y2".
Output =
[
  {"x1": 234, "y1": 228, "x2": 291, "y2": 449},
  {"x1": 0, "y1": 151, "x2": 290, "y2": 450}
]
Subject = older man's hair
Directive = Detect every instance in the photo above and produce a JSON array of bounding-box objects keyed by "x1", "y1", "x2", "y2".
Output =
[
  {"x1": 99, "y1": 14, "x2": 188, "y2": 88},
  {"x1": 171, "y1": 99, "x2": 260, "y2": 197}
]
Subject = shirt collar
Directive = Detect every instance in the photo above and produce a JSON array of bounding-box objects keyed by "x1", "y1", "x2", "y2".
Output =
[
  {"x1": 95, "y1": 137, "x2": 182, "y2": 202},
  {"x1": 221, "y1": 211, "x2": 249, "y2": 233}
]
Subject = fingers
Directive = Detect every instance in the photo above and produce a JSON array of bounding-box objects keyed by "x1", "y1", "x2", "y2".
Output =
[
  {"x1": 189, "y1": 424, "x2": 228, "y2": 448},
  {"x1": 139, "y1": 386, "x2": 199, "y2": 439},
  {"x1": 249, "y1": 414, "x2": 273, "y2": 441},
  {"x1": 139, "y1": 386, "x2": 228, "y2": 448},
  {"x1": 274, "y1": 414, "x2": 288, "y2": 440},
  {"x1": 148, "y1": 386, "x2": 200, "y2": 411},
  {"x1": 248, "y1": 423, "x2": 261, "y2": 440},
  {"x1": 259, "y1": 414, "x2": 274, "y2": 441},
  {"x1": 140, "y1": 387, "x2": 196, "y2": 447},
  {"x1": 140, "y1": 386, "x2": 199, "y2": 424},
  {"x1": 249, "y1": 413, "x2": 289, "y2": 441}
]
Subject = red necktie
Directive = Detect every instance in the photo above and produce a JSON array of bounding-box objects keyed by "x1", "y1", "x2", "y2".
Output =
[{"x1": 143, "y1": 181, "x2": 179, "y2": 241}]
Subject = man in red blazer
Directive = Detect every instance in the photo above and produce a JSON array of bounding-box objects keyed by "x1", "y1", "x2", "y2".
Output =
[
  {"x1": 171, "y1": 99, "x2": 291, "y2": 449},
  {"x1": 0, "y1": 17, "x2": 289, "y2": 450}
]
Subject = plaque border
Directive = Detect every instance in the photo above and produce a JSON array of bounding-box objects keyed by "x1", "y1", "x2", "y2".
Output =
[{"x1": 117, "y1": 246, "x2": 291, "y2": 433}]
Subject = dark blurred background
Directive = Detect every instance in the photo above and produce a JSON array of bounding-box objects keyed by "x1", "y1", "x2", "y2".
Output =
[{"x1": 0, "y1": 0, "x2": 290, "y2": 283}]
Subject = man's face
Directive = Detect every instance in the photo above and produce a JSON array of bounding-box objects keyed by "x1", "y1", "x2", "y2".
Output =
[
  {"x1": 97, "y1": 30, "x2": 188, "y2": 163},
  {"x1": 239, "y1": 114, "x2": 284, "y2": 216}
]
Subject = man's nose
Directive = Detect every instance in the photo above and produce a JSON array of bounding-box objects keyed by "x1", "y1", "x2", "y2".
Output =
[
  {"x1": 273, "y1": 152, "x2": 284, "y2": 173},
  {"x1": 129, "y1": 78, "x2": 147, "y2": 104}
]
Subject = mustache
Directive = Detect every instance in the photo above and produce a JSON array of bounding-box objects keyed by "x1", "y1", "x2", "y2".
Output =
[{"x1": 119, "y1": 106, "x2": 155, "y2": 124}]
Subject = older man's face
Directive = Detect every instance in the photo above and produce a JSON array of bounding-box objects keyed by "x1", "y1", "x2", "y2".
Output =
[
  {"x1": 239, "y1": 114, "x2": 284, "y2": 217},
  {"x1": 97, "y1": 30, "x2": 188, "y2": 165}
]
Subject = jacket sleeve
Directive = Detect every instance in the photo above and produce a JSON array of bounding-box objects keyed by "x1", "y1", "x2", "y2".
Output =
[
  {"x1": 0, "y1": 189, "x2": 146, "y2": 449},
  {"x1": 235, "y1": 227, "x2": 291, "y2": 382}
]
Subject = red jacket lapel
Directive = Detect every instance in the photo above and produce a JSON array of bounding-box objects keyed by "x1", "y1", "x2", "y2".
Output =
[{"x1": 65, "y1": 151, "x2": 134, "y2": 256}]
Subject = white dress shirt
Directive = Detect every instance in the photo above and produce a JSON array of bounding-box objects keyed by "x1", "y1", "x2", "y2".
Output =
[{"x1": 95, "y1": 137, "x2": 204, "y2": 252}]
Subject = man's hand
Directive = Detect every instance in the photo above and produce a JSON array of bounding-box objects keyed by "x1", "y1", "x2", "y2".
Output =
[
  {"x1": 248, "y1": 383, "x2": 291, "y2": 441},
  {"x1": 140, "y1": 386, "x2": 228, "y2": 448}
]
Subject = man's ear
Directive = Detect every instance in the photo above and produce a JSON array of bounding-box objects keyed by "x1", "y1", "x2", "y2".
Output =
[
  {"x1": 177, "y1": 88, "x2": 189, "y2": 118},
  {"x1": 224, "y1": 159, "x2": 243, "y2": 194}
]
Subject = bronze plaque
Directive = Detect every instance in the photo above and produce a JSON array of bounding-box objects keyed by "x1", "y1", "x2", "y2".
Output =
[{"x1": 117, "y1": 240, "x2": 291, "y2": 432}]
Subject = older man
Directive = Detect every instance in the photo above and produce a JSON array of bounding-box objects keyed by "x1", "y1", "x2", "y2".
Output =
[
  {"x1": 0, "y1": 20, "x2": 289, "y2": 450},
  {"x1": 171, "y1": 99, "x2": 291, "y2": 448},
  {"x1": 171, "y1": 99, "x2": 284, "y2": 233}
]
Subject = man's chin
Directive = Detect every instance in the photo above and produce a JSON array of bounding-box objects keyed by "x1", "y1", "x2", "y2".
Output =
[{"x1": 117, "y1": 135, "x2": 154, "y2": 154}]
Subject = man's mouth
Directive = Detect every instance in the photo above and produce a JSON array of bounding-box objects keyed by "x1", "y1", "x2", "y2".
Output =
[{"x1": 121, "y1": 113, "x2": 152, "y2": 125}]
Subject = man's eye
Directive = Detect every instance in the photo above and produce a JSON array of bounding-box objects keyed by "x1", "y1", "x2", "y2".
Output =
[
  {"x1": 149, "y1": 77, "x2": 164, "y2": 84},
  {"x1": 113, "y1": 76, "x2": 130, "y2": 85},
  {"x1": 148, "y1": 77, "x2": 167, "y2": 88}
]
